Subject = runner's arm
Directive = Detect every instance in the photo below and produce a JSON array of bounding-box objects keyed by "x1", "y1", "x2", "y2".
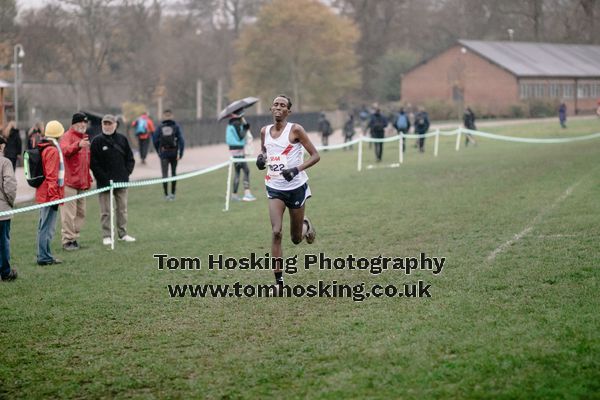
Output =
[
  {"x1": 256, "y1": 126, "x2": 267, "y2": 170},
  {"x1": 293, "y1": 124, "x2": 320, "y2": 172},
  {"x1": 259, "y1": 126, "x2": 266, "y2": 155}
]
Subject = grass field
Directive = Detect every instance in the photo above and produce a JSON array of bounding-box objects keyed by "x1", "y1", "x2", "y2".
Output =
[{"x1": 1, "y1": 119, "x2": 599, "y2": 399}]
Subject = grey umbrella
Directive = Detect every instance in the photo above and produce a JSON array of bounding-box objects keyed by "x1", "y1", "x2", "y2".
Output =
[{"x1": 218, "y1": 96, "x2": 259, "y2": 121}]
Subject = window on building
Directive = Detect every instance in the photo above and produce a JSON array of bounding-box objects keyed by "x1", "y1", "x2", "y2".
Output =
[
  {"x1": 592, "y1": 83, "x2": 600, "y2": 98},
  {"x1": 591, "y1": 83, "x2": 598, "y2": 98},
  {"x1": 533, "y1": 83, "x2": 545, "y2": 98},
  {"x1": 519, "y1": 83, "x2": 528, "y2": 99},
  {"x1": 563, "y1": 84, "x2": 574, "y2": 99},
  {"x1": 548, "y1": 83, "x2": 561, "y2": 98},
  {"x1": 578, "y1": 84, "x2": 590, "y2": 98}
]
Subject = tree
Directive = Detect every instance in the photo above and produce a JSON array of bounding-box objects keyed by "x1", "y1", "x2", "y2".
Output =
[
  {"x1": 332, "y1": 0, "x2": 406, "y2": 99},
  {"x1": 0, "y1": 0, "x2": 18, "y2": 78},
  {"x1": 0, "y1": 0, "x2": 17, "y2": 35},
  {"x1": 370, "y1": 49, "x2": 419, "y2": 102},
  {"x1": 230, "y1": 0, "x2": 360, "y2": 111},
  {"x1": 498, "y1": 0, "x2": 546, "y2": 41}
]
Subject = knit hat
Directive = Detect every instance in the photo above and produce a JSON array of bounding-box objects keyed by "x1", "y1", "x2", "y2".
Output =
[
  {"x1": 45, "y1": 120, "x2": 65, "y2": 138},
  {"x1": 71, "y1": 112, "x2": 88, "y2": 125}
]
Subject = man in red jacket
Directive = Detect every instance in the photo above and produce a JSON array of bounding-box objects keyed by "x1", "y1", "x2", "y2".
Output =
[
  {"x1": 59, "y1": 112, "x2": 92, "y2": 251},
  {"x1": 36, "y1": 120, "x2": 65, "y2": 266}
]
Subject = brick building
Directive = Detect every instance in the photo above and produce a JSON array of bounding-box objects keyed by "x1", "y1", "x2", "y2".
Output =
[{"x1": 401, "y1": 40, "x2": 600, "y2": 116}]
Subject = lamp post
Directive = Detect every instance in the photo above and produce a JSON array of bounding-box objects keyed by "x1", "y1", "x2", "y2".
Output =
[{"x1": 13, "y1": 44, "x2": 25, "y2": 128}]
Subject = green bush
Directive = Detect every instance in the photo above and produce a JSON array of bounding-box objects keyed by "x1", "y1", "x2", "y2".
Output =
[
  {"x1": 422, "y1": 99, "x2": 457, "y2": 120},
  {"x1": 509, "y1": 104, "x2": 526, "y2": 118},
  {"x1": 526, "y1": 99, "x2": 559, "y2": 118}
]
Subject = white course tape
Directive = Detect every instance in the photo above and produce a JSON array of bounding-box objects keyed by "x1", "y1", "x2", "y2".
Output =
[
  {"x1": 440, "y1": 129, "x2": 460, "y2": 136},
  {"x1": 316, "y1": 137, "x2": 362, "y2": 150},
  {"x1": 0, "y1": 186, "x2": 110, "y2": 217},
  {"x1": 2, "y1": 161, "x2": 231, "y2": 217},
  {"x1": 463, "y1": 128, "x2": 600, "y2": 143},
  {"x1": 112, "y1": 160, "x2": 230, "y2": 189},
  {"x1": 5, "y1": 127, "x2": 600, "y2": 217}
]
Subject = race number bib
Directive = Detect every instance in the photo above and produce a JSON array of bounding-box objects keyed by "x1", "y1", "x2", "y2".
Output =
[{"x1": 267, "y1": 154, "x2": 288, "y2": 180}]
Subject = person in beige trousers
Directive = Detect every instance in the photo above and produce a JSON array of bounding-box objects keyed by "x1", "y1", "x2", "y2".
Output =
[
  {"x1": 90, "y1": 115, "x2": 136, "y2": 246},
  {"x1": 59, "y1": 112, "x2": 93, "y2": 251}
]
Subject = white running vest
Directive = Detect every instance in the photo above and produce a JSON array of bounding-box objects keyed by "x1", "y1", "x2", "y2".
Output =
[{"x1": 264, "y1": 122, "x2": 308, "y2": 190}]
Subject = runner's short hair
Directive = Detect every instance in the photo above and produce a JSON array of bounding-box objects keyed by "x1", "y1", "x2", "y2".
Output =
[{"x1": 275, "y1": 94, "x2": 292, "y2": 110}]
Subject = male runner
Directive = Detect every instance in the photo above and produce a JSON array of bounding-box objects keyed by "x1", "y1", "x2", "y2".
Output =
[{"x1": 256, "y1": 95, "x2": 320, "y2": 292}]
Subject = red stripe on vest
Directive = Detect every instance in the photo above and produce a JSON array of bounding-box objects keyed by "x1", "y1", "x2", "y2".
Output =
[{"x1": 281, "y1": 144, "x2": 294, "y2": 156}]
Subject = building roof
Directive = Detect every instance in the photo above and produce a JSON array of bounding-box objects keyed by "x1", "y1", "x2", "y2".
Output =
[{"x1": 459, "y1": 40, "x2": 600, "y2": 78}]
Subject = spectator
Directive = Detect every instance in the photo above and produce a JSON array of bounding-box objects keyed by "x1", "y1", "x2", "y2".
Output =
[
  {"x1": 358, "y1": 105, "x2": 370, "y2": 129},
  {"x1": 2, "y1": 121, "x2": 22, "y2": 171},
  {"x1": 131, "y1": 111, "x2": 155, "y2": 164},
  {"x1": 90, "y1": 114, "x2": 136, "y2": 245},
  {"x1": 226, "y1": 114, "x2": 256, "y2": 202},
  {"x1": 153, "y1": 109, "x2": 185, "y2": 201},
  {"x1": 558, "y1": 102, "x2": 567, "y2": 128},
  {"x1": 394, "y1": 108, "x2": 411, "y2": 153},
  {"x1": 317, "y1": 113, "x2": 333, "y2": 148},
  {"x1": 342, "y1": 114, "x2": 355, "y2": 150},
  {"x1": 414, "y1": 107, "x2": 430, "y2": 153},
  {"x1": 27, "y1": 122, "x2": 44, "y2": 150},
  {"x1": 463, "y1": 106, "x2": 477, "y2": 147},
  {"x1": 36, "y1": 120, "x2": 65, "y2": 266},
  {"x1": 59, "y1": 112, "x2": 93, "y2": 251},
  {"x1": 0, "y1": 136, "x2": 17, "y2": 281},
  {"x1": 367, "y1": 107, "x2": 388, "y2": 162}
]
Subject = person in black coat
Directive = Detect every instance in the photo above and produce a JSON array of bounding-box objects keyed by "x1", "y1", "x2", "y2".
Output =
[
  {"x1": 342, "y1": 114, "x2": 355, "y2": 150},
  {"x1": 463, "y1": 106, "x2": 477, "y2": 147},
  {"x1": 317, "y1": 113, "x2": 333, "y2": 148},
  {"x1": 414, "y1": 108, "x2": 430, "y2": 153},
  {"x1": 367, "y1": 108, "x2": 388, "y2": 161},
  {"x1": 90, "y1": 114, "x2": 136, "y2": 245},
  {"x1": 153, "y1": 109, "x2": 185, "y2": 201},
  {"x1": 2, "y1": 121, "x2": 22, "y2": 171}
]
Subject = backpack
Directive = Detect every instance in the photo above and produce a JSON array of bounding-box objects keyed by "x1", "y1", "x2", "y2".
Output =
[
  {"x1": 23, "y1": 147, "x2": 47, "y2": 188},
  {"x1": 396, "y1": 114, "x2": 408, "y2": 130},
  {"x1": 159, "y1": 124, "x2": 178, "y2": 154},
  {"x1": 135, "y1": 117, "x2": 148, "y2": 135}
]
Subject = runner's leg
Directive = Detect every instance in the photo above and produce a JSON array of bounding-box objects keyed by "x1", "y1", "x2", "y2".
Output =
[
  {"x1": 269, "y1": 199, "x2": 287, "y2": 285},
  {"x1": 289, "y1": 205, "x2": 306, "y2": 245}
]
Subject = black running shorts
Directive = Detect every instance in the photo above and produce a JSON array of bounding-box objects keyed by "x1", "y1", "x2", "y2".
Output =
[{"x1": 266, "y1": 183, "x2": 312, "y2": 209}]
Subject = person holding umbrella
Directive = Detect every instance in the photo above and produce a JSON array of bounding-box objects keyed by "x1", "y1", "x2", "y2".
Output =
[
  {"x1": 218, "y1": 97, "x2": 259, "y2": 121},
  {"x1": 220, "y1": 97, "x2": 260, "y2": 202},
  {"x1": 256, "y1": 94, "x2": 320, "y2": 294},
  {"x1": 226, "y1": 114, "x2": 256, "y2": 202}
]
